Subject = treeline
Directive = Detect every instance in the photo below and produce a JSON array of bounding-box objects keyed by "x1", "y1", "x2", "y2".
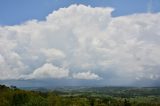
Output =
[{"x1": 0, "y1": 85, "x2": 160, "y2": 106}]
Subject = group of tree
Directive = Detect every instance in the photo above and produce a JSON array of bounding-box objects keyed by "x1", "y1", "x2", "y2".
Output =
[{"x1": 0, "y1": 85, "x2": 160, "y2": 106}]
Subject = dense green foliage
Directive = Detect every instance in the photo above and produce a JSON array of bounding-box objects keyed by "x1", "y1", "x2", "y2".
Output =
[{"x1": 0, "y1": 85, "x2": 160, "y2": 106}]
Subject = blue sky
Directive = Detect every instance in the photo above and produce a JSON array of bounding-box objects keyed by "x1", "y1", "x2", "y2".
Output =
[{"x1": 0, "y1": 0, "x2": 160, "y2": 25}]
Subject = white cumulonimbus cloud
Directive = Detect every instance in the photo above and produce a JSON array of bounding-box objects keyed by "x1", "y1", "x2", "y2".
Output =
[
  {"x1": 73, "y1": 71, "x2": 101, "y2": 80},
  {"x1": 22, "y1": 63, "x2": 69, "y2": 79},
  {"x1": 41, "y1": 48, "x2": 66, "y2": 62},
  {"x1": 0, "y1": 4, "x2": 160, "y2": 85}
]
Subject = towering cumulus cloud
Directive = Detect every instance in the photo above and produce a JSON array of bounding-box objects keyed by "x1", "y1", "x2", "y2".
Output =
[{"x1": 0, "y1": 5, "x2": 160, "y2": 86}]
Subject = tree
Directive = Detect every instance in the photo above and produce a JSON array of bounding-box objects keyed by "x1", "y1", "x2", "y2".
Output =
[
  {"x1": 12, "y1": 91, "x2": 29, "y2": 106},
  {"x1": 48, "y1": 93, "x2": 61, "y2": 106},
  {"x1": 124, "y1": 99, "x2": 131, "y2": 106}
]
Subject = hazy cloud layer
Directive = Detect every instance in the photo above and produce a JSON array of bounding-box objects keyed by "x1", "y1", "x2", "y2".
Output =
[{"x1": 0, "y1": 5, "x2": 160, "y2": 85}]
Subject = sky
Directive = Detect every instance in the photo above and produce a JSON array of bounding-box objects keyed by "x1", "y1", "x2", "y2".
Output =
[
  {"x1": 1, "y1": 0, "x2": 160, "y2": 25},
  {"x1": 0, "y1": 0, "x2": 160, "y2": 87}
]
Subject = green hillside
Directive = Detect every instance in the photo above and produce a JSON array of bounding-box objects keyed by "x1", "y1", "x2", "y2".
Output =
[{"x1": 0, "y1": 85, "x2": 160, "y2": 106}]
